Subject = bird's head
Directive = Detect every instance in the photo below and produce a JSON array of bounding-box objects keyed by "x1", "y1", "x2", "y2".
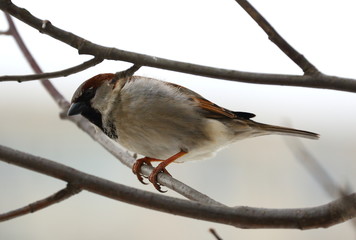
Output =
[{"x1": 68, "y1": 73, "x2": 119, "y2": 129}]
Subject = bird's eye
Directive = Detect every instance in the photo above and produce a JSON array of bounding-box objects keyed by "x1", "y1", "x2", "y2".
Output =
[
  {"x1": 84, "y1": 87, "x2": 95, "y2": 97},
  {"x1": 75, "y1": 87, "x2": 96, "y2": 102}
]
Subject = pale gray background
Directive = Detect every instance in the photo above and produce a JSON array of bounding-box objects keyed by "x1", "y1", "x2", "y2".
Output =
[{"x1": 1, "y1": 0, "x2": 356, "y2": 239}]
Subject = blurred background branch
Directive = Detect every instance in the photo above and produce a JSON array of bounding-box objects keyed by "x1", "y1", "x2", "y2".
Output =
[{"x1": 286, "y1": 137, "x2": 349, "y2": 198}]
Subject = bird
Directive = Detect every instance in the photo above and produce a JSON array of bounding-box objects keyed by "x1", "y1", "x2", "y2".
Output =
[{"x1": 68, "y1": 73, "x2": 319, "y2": 192}]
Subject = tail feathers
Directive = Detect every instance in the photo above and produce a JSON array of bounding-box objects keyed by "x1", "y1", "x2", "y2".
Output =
[{"x1": 253, "y1": 122, "x2": 319, "y2": 140}]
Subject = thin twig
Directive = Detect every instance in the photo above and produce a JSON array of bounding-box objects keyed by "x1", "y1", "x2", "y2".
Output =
[
  {"x1": 0, "y1": 184, "x2": 81, "y2": 222},
  {"x1": 3, "y1": 12, "x2": 67, "y2": 108},
  {"x1": 1, "y1": 0, "x2": 356, "y2": 93},
  {"x1": 209, "y1": 228, "x2": 223, "y2": 240},
  {"x1": 111, "y1": 64, "x2": 142, "y2": 83},
  {"x1": 1, "y1": 144, "x2": 356, "y2": 229},
  {"x1": 0, "y1": 57, "x2": 103, "y2": 82},
  {"x1": 0, "y1": 13, "x2": 9, "y2": 34},
  {"x1": 0, "y1": 30, "x2": 10, "y2": 34},
  {"x1": 234, "y1": 0, "x2": 319, "y2": 75}
]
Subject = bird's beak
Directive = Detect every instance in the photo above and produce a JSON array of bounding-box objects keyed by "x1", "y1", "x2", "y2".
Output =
[{"x1": 68, "y1": 102, "x2": 86, "y2": 116}]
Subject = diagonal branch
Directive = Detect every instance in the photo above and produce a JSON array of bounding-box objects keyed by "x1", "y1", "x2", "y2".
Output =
[
  {"x1": 234, "y1": 0, "x2": 319, "y2": 75},
  {"x1": 3, "y1": 12, "x2": 67, "y2": 108},
  {"x1": 209, "y1": 228, "x2": 223, "y2": 240},
  {"x1": 0, "y1": 57, "x2": 103, "y2": 82},
  {"x1": 1, "y1": 0, "x2": 356, "y2": 93},
  {"x1": 0, "y1": 184, "x2": 81, "y2": 222},
  {"x1": 1, "y1": 144, "x2": 356, "y2": 229}
]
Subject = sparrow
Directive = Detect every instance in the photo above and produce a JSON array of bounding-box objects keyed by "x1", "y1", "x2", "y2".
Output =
[{"x1": 68, "y1": 73, "x2": 319, "y2": 192}]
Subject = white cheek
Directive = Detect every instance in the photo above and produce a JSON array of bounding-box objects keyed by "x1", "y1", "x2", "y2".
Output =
[{"x1": 92, "y1": 83, "x2": 115, "y2": 115}]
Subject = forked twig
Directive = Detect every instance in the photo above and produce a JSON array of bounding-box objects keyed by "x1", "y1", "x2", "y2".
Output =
[
  {"x1": 0, "y1": 57, "x2": 103, "y2": 82},
  {"x1": 0, "y1": 184, "x2": 81, "y2": 222}
]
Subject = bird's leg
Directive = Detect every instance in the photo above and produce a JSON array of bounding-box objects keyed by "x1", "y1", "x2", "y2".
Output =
[{"x1": 148, "y1": 151, "x2": 187, "y2": 192}]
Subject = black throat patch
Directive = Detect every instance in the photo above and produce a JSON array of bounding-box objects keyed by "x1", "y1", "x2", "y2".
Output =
[
  {"x1": 80, "y1": 106, "x2": 105, "y2": 132},
  {"x1": 81, "y1": 106, "x2": 118, "y2": 140}
]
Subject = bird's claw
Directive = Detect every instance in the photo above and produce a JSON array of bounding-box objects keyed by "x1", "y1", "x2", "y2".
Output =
[
  {"x1": 132, "y1": 157, "x2": 152, "y2": 185},
  {"x1": 132, "y1": 157, "x2": 171, "y2": 192},
  {"x1": 148, "y1": 167, "x2": 171, "y2": 193}
]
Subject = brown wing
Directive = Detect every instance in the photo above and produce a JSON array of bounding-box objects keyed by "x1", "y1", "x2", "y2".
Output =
[
  {"x1": 167, "y1": 81, "x2": 255, "y2": 120},
  {"x1": 191, "y1": 97, "x2": 255, "y2": 120},
  {"x1": 192, "y1": 97, "x2": 237, "y2": 119}
]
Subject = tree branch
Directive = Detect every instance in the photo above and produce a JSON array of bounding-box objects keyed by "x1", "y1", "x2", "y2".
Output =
[
  {"x1": 1, "y1": 0, "x2": 356, "y2": 93},
  {"x1": 0, "y1": 57, "x2": 103, "y2": 82},
  {"x1": 234, "y1": 0, "x2": 319, "y2": 75},
  {"x1": 0, "y1": 184, "x2": 81, "y2": 222},
  {"x1": 1, "y1": 144, "x2": 356, "y2": 229}
]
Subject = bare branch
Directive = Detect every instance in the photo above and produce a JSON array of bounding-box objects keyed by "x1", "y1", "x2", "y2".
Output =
[
  {"x1": 0, "y1": 184, "x2": 81, "y2": 222},
  {"x1": 1, "y1": 0, "x2": 356, "y2": 93},
  {"x1": 234, "y1": 0, "x2": 319, "y2": 75},
  {"x1": 0, "y1": 57, "x2": 103, "y2": 82},
  {"x1": 0, "y1": 144, "x2": 356, "y2": 229}
]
